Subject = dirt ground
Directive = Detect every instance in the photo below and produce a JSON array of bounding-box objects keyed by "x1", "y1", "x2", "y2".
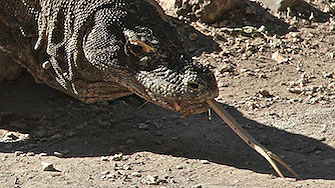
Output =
[{"x1": 1, "y1": 0, "x2": 335, "y2": 187}]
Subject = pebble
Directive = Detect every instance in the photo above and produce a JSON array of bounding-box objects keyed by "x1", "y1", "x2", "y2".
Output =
[
  {"x1": 286, "y1": 81, "x2": 297, "y2": 87},
  {"x1": 137, "y1": 123, "x2": 149, "y2": 130},
  {"x1": 324, "y1": 72, "x2": 333, "y2": 79},
  {"x1": 2, "y1": 156, "x2": 9, "y2": 163},
  {"x1": 41, "y1": 162, "x2": 58, "y2": 171},
  {"x1": 330, "y1": 52, "x2": 334, "y2": 59},
  {"x1": 101, "y1": 171, "x2": 110, "y2": 175},
  {"x1": 258, "y1": 89, "x2": 271, "y2": 97},
  {"x1": 272, "y1": 51, "x2": 288, "y2": 64},
  {"x1": 26, "y1": 152, "x2": 35, "y2": 156},
  {"x1": 191, "y1": 185, "x2": 203, "y2": 188},
  {"x1": 288, "y1": 87, "x2": 304, "y2": 94},
  {"x1": 104, "y1": 173, "x2": 116, "y2": 180},
  {"x1": 14, "y1": 151, "x2": 24, "y2": 157},
  {"x1": 111, "y1": 153, "x2": 123, "y2": 161},
  {"x1": 297, "y1": 79, "x2": 306, "y2": 87},
  {"x1": 101, "y1": 156, "x2": 109, "y2": 161},
  {"x1": 200, "y1": 159, "x2": 210, "y2": 164},
  {"x1": 3, "y1": 132, "x2": 19, "y2": 141},
  {"x1": 176, "y1": 164, "x2": 184, "y2": 169},
  {"x1": 40, "y1": 153, "x2": 48, "y2": 156},
  {"x1": 144, "y1": 175, "x2": 159, "y2": 185},
  {"x1": 131, "y1": 172, "x2": 142, "y2": 177},
  {"x1": 53, "y1": 151, "x2": 64, "y2": 158}
]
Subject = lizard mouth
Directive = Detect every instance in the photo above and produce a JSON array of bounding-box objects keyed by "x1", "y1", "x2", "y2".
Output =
[
  {"x1": 136, "y1": 90, "x2": 217, "y2": 116},
  {"x1": 131, "y1": 85, "x2": 216, "y2": 116},
  {"x1": 171, "y1": 101, "x2": 211, "y2": 115}
]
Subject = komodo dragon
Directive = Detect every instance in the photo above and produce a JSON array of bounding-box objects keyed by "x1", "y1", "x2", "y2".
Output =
[
  {"x1": 0, "y1": 0, "x2": 218, "y2": 115},
  {"x1": 0, "y1": 0, "x2": 298, "y2": 178}
]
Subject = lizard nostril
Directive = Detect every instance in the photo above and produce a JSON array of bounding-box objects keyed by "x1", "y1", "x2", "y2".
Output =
[{"x1": 188, "y1": 82, "x2": 199, "y2": 89}]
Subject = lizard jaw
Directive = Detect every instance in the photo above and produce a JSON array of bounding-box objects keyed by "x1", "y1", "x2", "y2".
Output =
[{"x1": 134, "y1": 88, "x2": 217, "y2": 115}]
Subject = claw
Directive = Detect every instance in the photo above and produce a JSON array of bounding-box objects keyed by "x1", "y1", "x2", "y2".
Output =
[
  {"x1": 207, "y1": 99, "x2": 299, "y2": 179},
  {"x1": 173, "y1": 102, "x2": 182, "y2": 112}
]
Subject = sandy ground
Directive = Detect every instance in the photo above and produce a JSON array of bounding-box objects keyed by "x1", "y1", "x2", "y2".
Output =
[{"x1": 1, "y1": 0, "x2": 335, "y2": 187}]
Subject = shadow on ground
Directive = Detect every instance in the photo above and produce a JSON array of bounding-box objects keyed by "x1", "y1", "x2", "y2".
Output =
[
  {"x1": 292, "y1": 1, "x2": 331, "y2": 23},
  {"x1": 214, "y1": 1, "x2": 292, "y2": 36},
  {"x1": 210, "y1": 0, "x2": 331, "y2": 36},
  {"x1": 0, "y1": 76, "x2": 334, "y2": 180}
]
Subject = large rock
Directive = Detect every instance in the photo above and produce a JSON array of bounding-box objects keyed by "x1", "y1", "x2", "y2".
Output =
[
  {"x1": 157, "y1": 0, "x2": 244, "y2": 23},
  {"x1": 0, "y1": 52, "x2": 23, "y2": 83}
]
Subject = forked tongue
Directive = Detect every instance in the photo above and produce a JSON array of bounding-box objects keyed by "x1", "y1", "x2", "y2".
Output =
[{"x1": 207, "y1": 99, "x2": 299, "y2": 179}]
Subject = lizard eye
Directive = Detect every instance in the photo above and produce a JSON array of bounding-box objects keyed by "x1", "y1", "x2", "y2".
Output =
[
  {"x1": 129, "y1": 43, "x2": 143, "y2": 55},
  {"x1": 129, "y1": 40, "x2": 155, "y2": 54}
]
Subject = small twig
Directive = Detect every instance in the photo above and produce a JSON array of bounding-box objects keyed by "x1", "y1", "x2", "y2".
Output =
[{"x1": 207, "y1": 99, "x2": 299, "y2": 179}]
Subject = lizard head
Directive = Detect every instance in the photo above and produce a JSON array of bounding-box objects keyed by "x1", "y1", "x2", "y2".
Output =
[
  {"x1": 121, "y1": 27, "x2": 219, "y2": 115},
  {"x1": 83, "y1": 2, "x2": 218, "y2": 115}
]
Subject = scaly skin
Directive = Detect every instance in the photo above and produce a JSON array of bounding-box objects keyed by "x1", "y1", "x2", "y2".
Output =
[{"x1": 0, "y1": 0, "x2": 218, "y2": 115}]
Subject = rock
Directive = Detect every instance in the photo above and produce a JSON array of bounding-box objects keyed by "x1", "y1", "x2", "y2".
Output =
[
  {"x1": 2, "y1": 132, "x2": 19, "y2": 141},
  {"x1": 39, "y1": 153, "x2": 48, "y2": 156},
  {"x1": 111, "y1": 153, "x2": 123, "y2": 161},
  {"x1": 288, "y1": 87, "x2": 304, "y2": 94},
  {"x1": 192, "y1": 185, "x2": 203, "y2": 188},
  {"x1": 157, "y1": 0, "x2": 244, "y2": 23},
  {"x1": 41, "y1": 162, "x2": 58, "y2": 171},
  {"x1": 101, "y1": 171, "x2": 110, "y2": 175},
  {"x1": 272, "y1": 51, "x2": 288, "y2": 64},
  {"x1": 137, "y1": 123, "x2": 149, "y2": 130},
  {"x1": 14, "y1": 151, "x2": 24, "y2": 157},
  {"x1": 257, "y1": 0, "x2": 303, "y2": 12},
  {"x1": 200, "y1": 159, "x2": 210, "y2": 164},
  {"x1": 144, "y1": 175, "x2": 159, "y2": 185},
  {"x1": 324, "y1": 72, "x2": 334, "y2": 79},
  {"x1": 26, "y1": 152, "x2": 35, "y2": 156},
  {"x1": 131, "y1": 172, "x2": 142, "y2": 177},
  {"x1": 258, "y1": 89, "x2": 271, "y2": 97},
  {"x1": 176, "y1": 164, "x2": 184, "y2": 169},
  {"x1": 53, "y1": 151, "x2": 64, "y2": 158},
  {"x1": 100, "y1": 156, "x2": 109, "y2": 161},
  {"x1": 2, "y1": 156, "x2": 8, "y2": 161}
]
